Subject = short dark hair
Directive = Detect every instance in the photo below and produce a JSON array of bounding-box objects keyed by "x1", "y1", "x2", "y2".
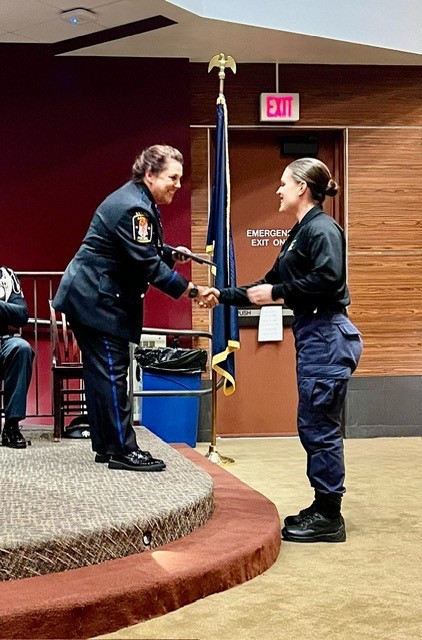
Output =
[
  {"x1": 132, "y1": 145, "x2": 184, "y2": 183},
  {"x1": 287, "y1": 157, "x2": 340, "y2": 204}
]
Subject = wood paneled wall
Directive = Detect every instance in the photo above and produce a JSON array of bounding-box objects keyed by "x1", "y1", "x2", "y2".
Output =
[
  {"x1": 190, "y1": 64, "x2": 422, "y2": 377},
  {"x1": 191, "y1": 128, "x2": 213, "y2": 365},
  {"x1": 348, "y1": 129, "x2": 422, "y2": 374},
  {"x1": 191, "y1": 64, "x2": 422, "y2": 126}
]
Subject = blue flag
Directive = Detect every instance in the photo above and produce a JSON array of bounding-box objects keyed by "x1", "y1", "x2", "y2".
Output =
[{"x1": 206, "y1": 100, "x2": 240, "y2": 395}]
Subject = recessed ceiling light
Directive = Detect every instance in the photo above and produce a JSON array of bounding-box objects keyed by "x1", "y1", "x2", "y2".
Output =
[{"x1": 60, "y1": 8, "x2": 98, "y2": 25}]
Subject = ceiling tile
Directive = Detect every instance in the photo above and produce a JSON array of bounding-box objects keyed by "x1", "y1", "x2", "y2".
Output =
[
  {"x1": 0, "y1": 0, "x2": 57, "y2": 30},
  {"x1": 89, "y1": 0, "x2": 176, "y2": 29},
  {"x1": 15, "y1": 17, "x2": 105, "y2": 43},
  {"x1": 38, "y1": 0, "x2": 109, "y2": 8},
  {"x1": 0, "y1": 32, "x2": 39, "y2": 42}
]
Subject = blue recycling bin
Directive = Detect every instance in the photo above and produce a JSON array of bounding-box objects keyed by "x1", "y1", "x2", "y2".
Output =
[
  {"x1": 141, "y1": 370, "x2": 201, "y2": 447},
  {"x1": 135, "y1": 347, "x2": 207, "y2": 448}
]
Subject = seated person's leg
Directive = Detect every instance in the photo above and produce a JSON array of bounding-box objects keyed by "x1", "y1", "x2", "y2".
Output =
[{"x1": 1, "y1": 336, "x2": 34, "y2": 449}]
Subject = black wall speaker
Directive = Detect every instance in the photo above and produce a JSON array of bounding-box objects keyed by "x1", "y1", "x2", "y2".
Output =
[{"x1": 279, "y1": 135, "x2": 318, "y2": 157}]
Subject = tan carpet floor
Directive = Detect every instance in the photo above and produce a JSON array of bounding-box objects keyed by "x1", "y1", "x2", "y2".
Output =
[{"x1": 97, "y1": 436, "x2": 422, "y2": 640}]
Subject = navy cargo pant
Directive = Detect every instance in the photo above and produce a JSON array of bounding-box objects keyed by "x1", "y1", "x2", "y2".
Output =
[
  {"x1": 292, "y1": 312, "x2": 363, "y2": 497},
  {"x1": 71, "y1": 323, "x2": 137, "y2": 456},
  {"x1": 0, "y1": 336, "x2": 34, "y2": 421}
]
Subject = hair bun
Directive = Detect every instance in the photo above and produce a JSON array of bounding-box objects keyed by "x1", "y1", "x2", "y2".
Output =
[{"x1": 325, "y1": 178, "x2": 339, "y2": 197}]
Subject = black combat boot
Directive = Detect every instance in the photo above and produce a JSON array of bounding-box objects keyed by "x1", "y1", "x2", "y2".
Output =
[
  {"x1": 284, "y1": 500, "x2": 317, "y2": 527},
  {"x1": 282, "y1": 493, "x2": 345, "y2": 543},
  {"x1": 2, "y1": 419, "x2": 27, "y2": 449}
]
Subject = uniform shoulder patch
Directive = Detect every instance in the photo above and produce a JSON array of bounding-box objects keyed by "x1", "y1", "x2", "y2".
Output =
[
  {"x1": 0, "y1": 267, "x2": 22, "y2": 301},
  {"x1": 132, "y1": 211, "x2": 153, "y2": 243}
]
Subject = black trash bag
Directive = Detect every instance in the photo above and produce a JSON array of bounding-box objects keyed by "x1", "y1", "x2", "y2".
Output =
[{"x1": 134, "y1": 346, "x2": 207, "y2": 378}]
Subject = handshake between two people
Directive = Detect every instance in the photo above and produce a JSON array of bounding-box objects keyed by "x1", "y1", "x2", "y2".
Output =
[
  {"x1": 173, "y1": 247, "x2": 278, "y2": 309},
  {"x1": 184, "y1": 282, "x2": 278, "y2": 309}
]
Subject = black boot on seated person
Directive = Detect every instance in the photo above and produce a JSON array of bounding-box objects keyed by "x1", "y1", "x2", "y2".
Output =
[
  {"x1": 2, "y1": 420, "x2": 27, "y2": 449},
  {"x1": 108, "y1": 450, "x2": 166, "y2": 472}
]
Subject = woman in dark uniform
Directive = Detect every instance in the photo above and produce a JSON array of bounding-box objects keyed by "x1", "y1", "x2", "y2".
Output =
[
  {"x1": 205, "y1": 157, "x2": 363, "y2": 542},
  {"x1": 54, "y1": 145, "x2": 215, "y2": 472}
]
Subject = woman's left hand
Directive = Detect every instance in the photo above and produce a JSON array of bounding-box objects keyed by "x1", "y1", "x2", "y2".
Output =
[{"x1": 247, "y1": 284, "x2": 275, "y2": 305}]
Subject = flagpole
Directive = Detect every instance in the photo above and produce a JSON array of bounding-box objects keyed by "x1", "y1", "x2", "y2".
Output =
[
  {"x1": 205, "y1": 53, "x2": 236, "y2": 466},
  {"x1": 206, "y1": 280, "x2": 235, "y2": 466}
]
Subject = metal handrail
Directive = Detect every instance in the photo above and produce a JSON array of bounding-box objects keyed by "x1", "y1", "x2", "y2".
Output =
[
  {"x1": 27, "y1": 322, "x2": 212, "y2": 335},
  {"x1": 142, "y1": 327, "x2": 212, "y2": 339},
  {"x1": 135, "y1": 388, "x2": 213, "y2": 397},
  {"x1": 28, "y1": 318, "x2": 49, "y2": 326},
  {"x1": 28, "y1": 321, "x2": 216, "y2": 394},
  {"x1": 27, "y1": 320, "x2": 217, "y2": 399}
]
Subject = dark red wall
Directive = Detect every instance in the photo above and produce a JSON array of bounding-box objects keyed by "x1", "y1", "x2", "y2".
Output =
[{"x1": 1, "y1": 52, "x2": 192, "y2": 330}]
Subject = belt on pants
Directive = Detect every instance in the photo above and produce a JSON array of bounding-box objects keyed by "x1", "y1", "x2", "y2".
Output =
[{"x1": 294, "y1": 306, "x2": 348, "y2": 317}]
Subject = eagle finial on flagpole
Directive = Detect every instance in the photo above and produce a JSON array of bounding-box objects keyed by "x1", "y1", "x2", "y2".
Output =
[{"x1": 208, "y1": 53, "x2": 236, "y2": 102}]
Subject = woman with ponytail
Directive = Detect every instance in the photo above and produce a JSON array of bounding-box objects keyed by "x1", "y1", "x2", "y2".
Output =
[{"x1": 204, "y1": 157, "x2": 363, "y2": 543}]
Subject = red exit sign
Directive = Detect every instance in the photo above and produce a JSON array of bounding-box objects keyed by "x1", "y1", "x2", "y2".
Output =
[{"x1": 260, "y1": 93, "x2": 300, "y2": 122}]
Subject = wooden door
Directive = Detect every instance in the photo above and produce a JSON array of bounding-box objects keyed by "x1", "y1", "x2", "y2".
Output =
[{"x1": 217, "y1": 129, "x2": 344, "y2": 436}]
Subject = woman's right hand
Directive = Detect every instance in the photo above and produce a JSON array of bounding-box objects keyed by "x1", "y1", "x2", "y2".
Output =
[{"x1": 198, "y1": 287, "x2": 220, "y2": 308}]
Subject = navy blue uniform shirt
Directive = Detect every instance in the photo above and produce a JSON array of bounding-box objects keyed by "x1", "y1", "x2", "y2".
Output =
[
  {"x1": 219, "y1": 205, "x2": 350, "y2": 314},
  {"x1": 53, "y1": 181, "x2": 189, "y2": 342}
]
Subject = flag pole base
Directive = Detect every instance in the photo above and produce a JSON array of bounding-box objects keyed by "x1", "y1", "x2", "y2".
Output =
[{"x1": 205, "y1": 445, "x2": 235, "y2": 466}]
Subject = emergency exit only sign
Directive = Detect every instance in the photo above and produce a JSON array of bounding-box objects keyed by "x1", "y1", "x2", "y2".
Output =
[{"x1": 260, "y1": 93, "x2": 300, "y2": 122}]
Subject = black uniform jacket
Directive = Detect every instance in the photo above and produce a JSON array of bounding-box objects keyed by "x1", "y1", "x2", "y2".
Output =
[
  {"x1": 53, "y1": 181, "x2": 189, "y2": 343},
  {"x1": 219, "y1": 205, "x2": 350, "y2": 314},
  {"x1": 0, "y1": 268, "x2": 29, "y2": 335}
]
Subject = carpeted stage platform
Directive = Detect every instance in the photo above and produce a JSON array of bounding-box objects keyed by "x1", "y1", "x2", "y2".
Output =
[
  {"x1": 0, "y1": 428, "x2": 281, "y2": 639},
  {"x1": 0, "y1": 427, "x2": 215, "y2": 581}
]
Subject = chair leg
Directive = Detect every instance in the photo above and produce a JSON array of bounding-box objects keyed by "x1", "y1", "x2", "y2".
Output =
[{"x1": 53, "y1": 374, "x2": 62, "y2": 442}]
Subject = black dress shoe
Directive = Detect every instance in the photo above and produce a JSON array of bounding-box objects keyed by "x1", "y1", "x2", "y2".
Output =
[
  {"x1": 135, "y1": 449, "x2": 165, "y2": 468},
  {"x1": 282, "y1": 512, "x2": 346, "y2": 543},
  {"x1": 95, "y1": 449, "x2": 157, "y2": 464},
  {"x1": 284, "y1": 501, "x2": 316, "y2": 527},
  {"x1": 108, "y1": 450, "x2": 166, "y2": 472},
  {"x1": 1, "y1": 423, "x2": 27, "y2": 449}
]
